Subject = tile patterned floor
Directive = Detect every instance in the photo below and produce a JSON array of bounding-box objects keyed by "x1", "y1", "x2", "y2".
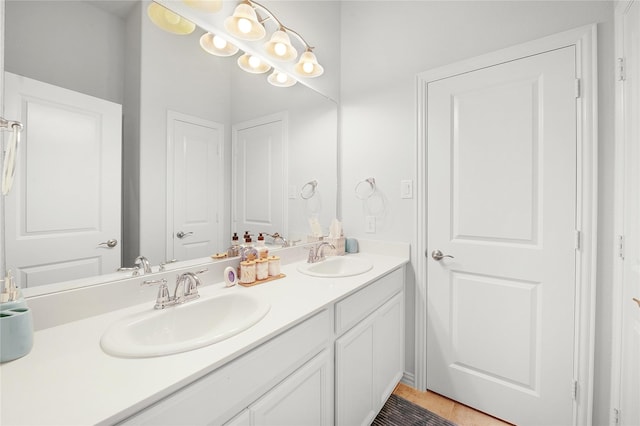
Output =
[{"x1": 393, "y1": 383, "x2": 514, "y2": 426}]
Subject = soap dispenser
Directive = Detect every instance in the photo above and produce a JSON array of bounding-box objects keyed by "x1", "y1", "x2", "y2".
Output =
[
  {"x1": 227, "y1": 232, "x2": 240, "y2": 257},
  {"x1": 256, "y1": 233, "x2": 269, "y2": 259}
]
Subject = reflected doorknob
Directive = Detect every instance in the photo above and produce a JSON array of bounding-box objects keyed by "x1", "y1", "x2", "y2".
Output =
[
  {"x1": 431, "y1": 250, "x2": 454, "y2": 261},
  {"x1": 176, "y1": 231, "x2": 194, "y2": 239},
  {"x1": 98, "y1": 239, "x2": 118, "y2": 248},
  {"x1": 633, "y1": 298, "x2": 640, "y2": 308}
]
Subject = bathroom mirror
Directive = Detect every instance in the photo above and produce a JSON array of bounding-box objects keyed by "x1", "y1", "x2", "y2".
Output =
[{"x1": 2, "y1": 0, "x2": 338, "y2": 295}]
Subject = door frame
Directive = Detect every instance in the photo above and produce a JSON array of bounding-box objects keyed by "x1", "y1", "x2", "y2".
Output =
[
  {"x1": 611, "y1": 1, "x2": 637, "y2": 423},
  {"x1": 165, "y1": 110, "x2": 224, "y2": 261},
  {"x1": 415, "y1": 24, "x2": 598, "y2": 425}
]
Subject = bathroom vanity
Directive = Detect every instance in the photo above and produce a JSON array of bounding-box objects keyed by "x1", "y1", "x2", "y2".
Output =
[{"x1": 0, "y1": 243, "x2": 408, "y2": 426}]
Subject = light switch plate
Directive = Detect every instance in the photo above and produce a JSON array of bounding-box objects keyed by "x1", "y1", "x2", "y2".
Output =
[
  {"x1": 288, "y1": 185, "x2": 297, "y2": 199},
  {"x1": 365, "y1": 216, "x2": 376, "y2": 233},
  {"x1": 401, "y1": 180, "x2": 413, "y2": 199}
]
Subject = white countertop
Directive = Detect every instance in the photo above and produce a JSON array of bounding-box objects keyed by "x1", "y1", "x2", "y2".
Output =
[{"x1": 0, "y1": 249, "x2": 408, "y2": 426}]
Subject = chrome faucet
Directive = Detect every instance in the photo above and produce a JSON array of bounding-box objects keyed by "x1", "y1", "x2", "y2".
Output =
[
  {"x1": 173, "y1": 272, "x2": 201, "y2": 304},
  {"x1": 143, "y1": 271, "x2": 203, "y2": 310},
  {"x1": 307, "y1": 242, "x2": 335, "y2": 263},
  {"x1": 134, "y1": 255, "x2": 152, "y2": 275},
  {"x1": 264, "y1": 232, "x2": 289, "y2": 247},
  {"x1": 117, "y1": 255, "x2": 152, "y2": 276}
]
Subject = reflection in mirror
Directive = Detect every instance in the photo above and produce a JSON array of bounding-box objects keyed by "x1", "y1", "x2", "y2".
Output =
[{"x1": 2, "y1": 0, "x2": 337, "y2": 295}]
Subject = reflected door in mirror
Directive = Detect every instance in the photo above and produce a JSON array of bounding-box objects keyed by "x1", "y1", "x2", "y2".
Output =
[
  {"x1": 168, "y1": 112, "x2": 223, "y2": 261},
  {"x1": 4, "y1": 73, "x2": 122, "y2": 288},
  {"x1": 232, "y1": 113, "x2": 286, "y2": 238}
]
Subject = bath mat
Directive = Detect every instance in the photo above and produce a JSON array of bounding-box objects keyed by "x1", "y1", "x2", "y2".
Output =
[{"x1": 372, "y1": 393, "x2": 458, "y2": 426}]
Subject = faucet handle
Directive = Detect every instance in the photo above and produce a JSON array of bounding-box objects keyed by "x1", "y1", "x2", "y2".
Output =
[
  {"x1": 159, "y1": 259, "x2": 177, "y2": 271},
  {"x1": 141, "y1": 278, "x2": 170, "y2": 309},
  {"x1": 155, "y1": 281, "x2": 170, "y2": 309}
]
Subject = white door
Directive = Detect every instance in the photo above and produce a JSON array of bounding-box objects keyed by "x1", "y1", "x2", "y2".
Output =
[
  {"x1": 4, "y1": 72, "x2": 121, "y2": 288},
  {"x1": 617, "y1": 2, "x2": 640, "y2": 424},
  {"x1": 167, "y1": 112, "x2": 223, "y2": 261},
  {"x1": 232, "y1": 114, "x2": 286, "y2": 238},
  {"x1": 426, "y1": 47, "x2": 577, "y2": 425}
]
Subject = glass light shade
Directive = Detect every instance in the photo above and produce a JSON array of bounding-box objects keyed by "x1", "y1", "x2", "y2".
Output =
[
  {"x1": 268, "y1": 70, "x2": 297, "y2": 87},
  {"x1": 182, "y1": 0, "x2": 222, "y2": 13},
  {"x1": 264, "y1": 30, "x2": 297, "y2": 62},
  {"x1": 294, "y1": 50, "x2": 324, "y2": 78},
  {"x1": 237, "y1": 53, "x2": 271, "y2": 74},
  {"x1": 224, "y1": 3, "x2": 266, "y2": 41},
  {"x1": 200, "y1": 33, "x2": 239, "y2": 56},
  {"x1": 147, "y1": 2, "x2": 196, "y2": 35}
]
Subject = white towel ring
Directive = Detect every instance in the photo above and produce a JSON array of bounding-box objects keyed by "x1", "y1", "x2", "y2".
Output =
[
  {"x1": 300, "y1": 179, "x2": 318, "y2": 200},
  {"x1": 355, "y1": 177, "x2": 376, "y2": 200}
]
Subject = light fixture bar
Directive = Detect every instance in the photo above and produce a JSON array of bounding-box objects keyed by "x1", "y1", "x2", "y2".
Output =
[{"x1": 249, "y1": 0, "x2": 314, "y2": 51}]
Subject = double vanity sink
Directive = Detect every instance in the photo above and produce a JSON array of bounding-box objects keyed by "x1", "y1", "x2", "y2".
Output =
[
  {"x1": 100, "y1": 255, "x2": 373, "y2": 358},
  {"x1": 1, "y1": 247, "x2": 406, "y2": 426}
]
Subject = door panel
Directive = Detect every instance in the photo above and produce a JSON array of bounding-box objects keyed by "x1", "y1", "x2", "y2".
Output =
[
  {"x1": 170, "y1": 116, "x2": 222, "y2": 261},
  {"x1": 232, "y1": 115, "x2": 286, "y2": 237},
  {"x1": 427, "y1": 47, "x2": 577, "y2": 425},
  {"x1": 4, "y1": 72, "x2": 121, "y2": 287}
]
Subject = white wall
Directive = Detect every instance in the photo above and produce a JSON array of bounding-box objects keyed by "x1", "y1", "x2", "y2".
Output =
[
  {"x1": 339, "y1": 1, "x2": 615, "y2": 423},
  {"x1": 4, "y1": 0, "x2": 125, "y2": 104}
]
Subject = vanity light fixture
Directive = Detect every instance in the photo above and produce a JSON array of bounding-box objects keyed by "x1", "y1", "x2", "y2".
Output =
[
  {"x1": 148, "y1": 0, "x2": 324, "y2": 86},
  {"x1": 224, "y1": 2, "x2": 266, "y2": 41},
  {"x1": 147, "y1": 2, "x2": 196, "y2": 35},
  {"x1": 237, "y1": 53, "x2": 271, "y2": 74},
  {"x1": 200, "y1": 32, "x2": 239, "y2": 56},
  {"x1": 264, "y1": 30, "x2": 297, "y2": 62},
  {"x1": 268, "y1": 70, "x2": 297, "y2": 87},
  {"x1": 294, "y1": 49, "x2": 324, "y2": 78}
]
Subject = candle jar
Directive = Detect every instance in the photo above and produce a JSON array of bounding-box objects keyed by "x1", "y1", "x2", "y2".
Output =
[
  {"x1": 240, "y1": 260, "x2": 256, "y2": 284},
  {"x1": 256, "y1": 258, "x2": 268, "y2": 280},
  {"x1": 268, "y1": 255, "x2": 281, "y2": 276}
]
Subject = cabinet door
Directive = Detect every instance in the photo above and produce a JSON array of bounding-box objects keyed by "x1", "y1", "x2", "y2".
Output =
[
  {"x1": 335, "y1": 291, "x2": 404, "y2": 426},
  {"x1": 251, "y1": 350, "x2": 332, "y2": 426},
  {"x1": 374, "y1": 292, "x2": 404, "y2": 407},
  {"x1": 335, "y1": 315, "x2": 376, "y2": 426}
]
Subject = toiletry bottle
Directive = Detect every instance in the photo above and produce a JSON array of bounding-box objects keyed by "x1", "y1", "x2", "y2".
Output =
[
  {"x1": 244, "y1": 235, "x2": 256, "y2": 260},
  {"x1": 227, "y1": 232, "x2": 240, "y2": 257},
  {"x1": 256, "y1": 233, "x2": 269, "y2": 259}
]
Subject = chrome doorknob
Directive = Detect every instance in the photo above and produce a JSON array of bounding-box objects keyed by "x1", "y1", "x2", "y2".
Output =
[
  {"x1": 431, "y1": 250, "x2": 454, "y2": 261},
  {"x1": 176, "y1": 231, "x2": 194, "y2": 239},
  {"x1": 98, "y1": 239, "x2": 118, "y2": 248}
]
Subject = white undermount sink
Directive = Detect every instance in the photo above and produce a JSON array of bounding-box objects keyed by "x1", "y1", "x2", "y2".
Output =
[
  {"x1": 297, "y1": 256, "x2": 373, "y2": 278},
  {"x1": 100, "y1": 292, "x2": 270, "y2": 358}
]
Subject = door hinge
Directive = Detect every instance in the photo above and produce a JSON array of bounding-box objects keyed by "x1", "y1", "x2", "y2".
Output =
[
  {"x1": 618, "y1": 235, "x2": 625, "y2": 260},
  {"x1": 572, "y1": 380, "x2": 579, "y2": 401},
  {"x1": 613, "y1": 408, "x2": 620, "y2": 424},
  {"x1": 575, "y1": 78, "x2": 581, "y2": 98},
  {"x1": 618, "y1": 58, "x2": 626, "y2": 81},
  {"x1": 575, "y1": 230, "x2": 581, "y2": 251}
]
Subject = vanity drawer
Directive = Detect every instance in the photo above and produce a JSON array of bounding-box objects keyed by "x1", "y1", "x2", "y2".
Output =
[
  {"x1": 334, "y1": 267, "x2": 404, "y2": 336},
  {"x1": 119, "y1": 308, "x2": 331, "y2": 426}
]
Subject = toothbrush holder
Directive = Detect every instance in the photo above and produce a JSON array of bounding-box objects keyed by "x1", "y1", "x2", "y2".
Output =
[{"x1": 1, "y1": 299, "x2": 34, "y2": 363}]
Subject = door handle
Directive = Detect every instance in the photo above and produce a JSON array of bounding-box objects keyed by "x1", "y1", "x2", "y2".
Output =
[
  {"x1": 98, "y1": 239, "x2": 118, "y2": 248},
  {"x1": 176, "y1": 231, "x2": 194, "y2": 239},
  {"x1": 431, "y1": 250, "x2": 454, "y2": 261},
  {"x1": 633, "y1": 298, "x2": 640, "y2": 308}
]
